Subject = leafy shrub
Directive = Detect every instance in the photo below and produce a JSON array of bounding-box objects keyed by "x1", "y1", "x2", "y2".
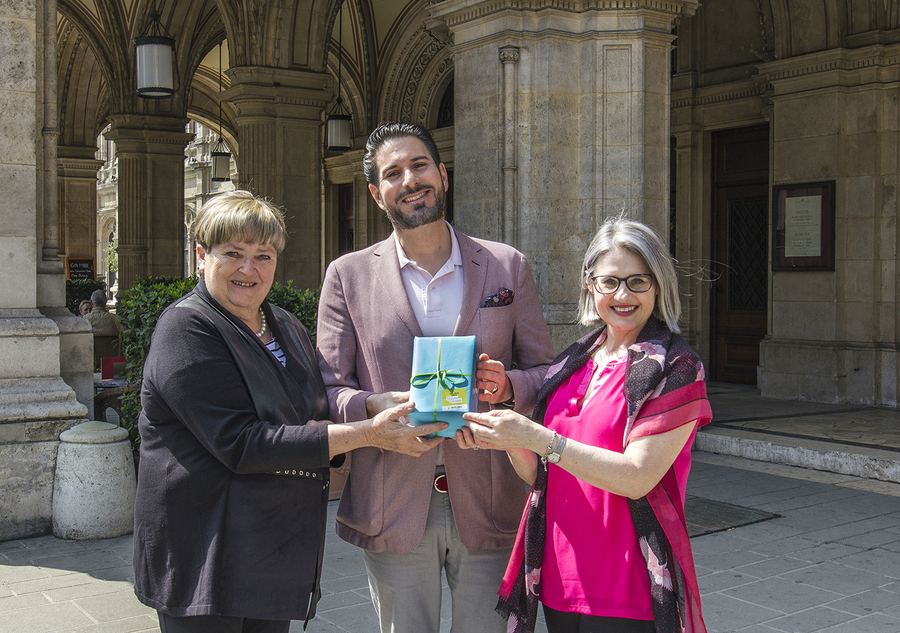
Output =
[
  {"x1": 115, "y1": 275, "x2": 320, "y2": 452},
  {"x1": 265, "y1": 280, "x2": 320, "y2": 346},
  {"x1": 117, "y1": 276, "x2": 199, "y2": 451},
  {"x1": 66, "y1": 278, "x2": 107, "y2": 315}
]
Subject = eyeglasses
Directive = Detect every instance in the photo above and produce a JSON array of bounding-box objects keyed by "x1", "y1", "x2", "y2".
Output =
[{"x1": 589, "y1": 274, "x2": 654, "y2": 294}]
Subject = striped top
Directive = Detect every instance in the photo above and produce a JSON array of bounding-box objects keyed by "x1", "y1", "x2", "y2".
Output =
[{"x1": 266, "y1": 337, "x2": 287, "y2": 367}]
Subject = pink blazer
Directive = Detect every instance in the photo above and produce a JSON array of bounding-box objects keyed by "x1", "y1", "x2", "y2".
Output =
[{"x1": 317, "y1": 227, "x2": 555, "y2": 553}]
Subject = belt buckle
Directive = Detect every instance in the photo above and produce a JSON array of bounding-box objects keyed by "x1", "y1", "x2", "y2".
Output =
[{"x1": 433, "y1": 474, "x2": 448, "y2": 493}]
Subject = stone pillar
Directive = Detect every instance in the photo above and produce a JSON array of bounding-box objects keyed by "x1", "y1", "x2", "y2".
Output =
[
  {"x1": 222, "y1": 67, "x2": 331, "y2": 289},
  {"x1": 58, "y1": 146, "x2": 104, "y2": 264},
  {"x1": 105, "y1": 115, "x2": 194, "y2": 293},
  {"x1": 670, "y1": 127, "x2": 709, "y2": 358},
  {"x1": 500, "y1": 46, "x2": 519, "y2": 247},
  {"x1": 757, "y1": 45, "x2": 900, "y2": 406},
  {"x1": 0, "y1": 0, "x2": 88, "y2": 540},
  {"x1": 431, "y1": 0, "x2": 699, "y2": 351},
  {"x1": 56, "y1": 147, "x2": 105, "y2": 417}
]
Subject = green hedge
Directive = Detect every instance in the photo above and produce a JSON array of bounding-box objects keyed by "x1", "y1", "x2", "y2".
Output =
[
  {"x1": 116, "y1": 276, "x2": 320, "y2": 451},
  {"x1": 65, "y1": 278, "x2": 107, "y2": 315}
]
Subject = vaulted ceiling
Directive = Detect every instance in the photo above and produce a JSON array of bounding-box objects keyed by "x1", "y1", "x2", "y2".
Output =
[{"x1": 54, "y1": 0, "x2": 899, "y2": 152}]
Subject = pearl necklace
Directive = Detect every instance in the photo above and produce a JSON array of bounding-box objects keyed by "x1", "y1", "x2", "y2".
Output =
[{"x1": 255, "y1": 307, "x2": 267, "y2": 338}]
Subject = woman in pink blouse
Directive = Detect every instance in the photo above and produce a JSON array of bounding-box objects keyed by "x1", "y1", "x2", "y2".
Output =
[{"x1": 462, "y1": 217, "x2": 711, "y2": 633}]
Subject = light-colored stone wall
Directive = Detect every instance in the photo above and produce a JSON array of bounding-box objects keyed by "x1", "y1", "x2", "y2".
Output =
[
  {"x1": 758, "y1": 46, "x2": 900, "y2": 405},
  {"x1": 434, "y1": 0, "x2": 696, "y2": 352},
  {"x1": 0, "y1": 0, "x2": 88, "y2": 541},
  {"x1": 223, "y1": 67, "x2": 331, "y2": 291}
]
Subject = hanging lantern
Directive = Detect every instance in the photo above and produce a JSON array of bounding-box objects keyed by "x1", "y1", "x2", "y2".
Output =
[
  {"x1": 211, "y1": 43, "x2": 231, "y2": 182},
  {"x1": 134, "y1": 3, "x2": 179, "y2": 98},
  {"x1": 211, "y1": 138, "x2": 231, "y2": 182},
  {"x1": 325, "y1": 3, "x2": 353, "y2": 151},
  {"x1": 326, "y1": 97, "x2": 353, "y2": 151}
]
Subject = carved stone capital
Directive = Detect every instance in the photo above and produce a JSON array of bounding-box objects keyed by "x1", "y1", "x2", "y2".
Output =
[
  {"x1": 222, "y1": 66, "x2": 332, "y2": 120},
  {"x1": 499, "y1": 46, "x2": 520, "y2": 63},
  {"x1": 105, "y1": 115, "x2": 194, "y2": 155}
]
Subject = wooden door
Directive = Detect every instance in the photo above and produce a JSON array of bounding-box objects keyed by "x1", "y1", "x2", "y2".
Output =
[{"x1": 711, "y1": 126, "x2": 769, "y2": 384}]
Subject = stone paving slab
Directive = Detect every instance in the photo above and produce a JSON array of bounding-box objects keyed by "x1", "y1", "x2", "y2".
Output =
[{"x1": 3, "y1": 452, "x2": 900, "y2": 632}]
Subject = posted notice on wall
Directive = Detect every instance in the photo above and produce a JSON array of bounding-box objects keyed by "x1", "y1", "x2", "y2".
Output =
[{"x1": 784, "y1": 195, "x2": 822, "y2": 258}]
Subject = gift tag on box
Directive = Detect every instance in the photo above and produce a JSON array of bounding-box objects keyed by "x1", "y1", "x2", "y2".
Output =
[{"x1": 409, "y1": 335, "x2": 477, "y2": 438}]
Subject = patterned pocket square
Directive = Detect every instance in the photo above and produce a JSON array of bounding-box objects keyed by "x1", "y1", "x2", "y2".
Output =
[{"x1": 482, "y1": 288, "x2": 514, "y2": 307}]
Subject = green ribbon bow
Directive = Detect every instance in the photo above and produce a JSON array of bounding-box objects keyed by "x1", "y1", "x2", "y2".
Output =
[{"x1": 410, "y1": 338, "x2": 472, "y2": 422}]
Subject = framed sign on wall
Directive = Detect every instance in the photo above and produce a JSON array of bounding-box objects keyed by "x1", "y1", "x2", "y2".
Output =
[
  {"x1": 772, "y1": 181, "x2": 835, "y2": 271},
  {"x1": 66, "y1": 257, "x2": 96, "y2": 280}
]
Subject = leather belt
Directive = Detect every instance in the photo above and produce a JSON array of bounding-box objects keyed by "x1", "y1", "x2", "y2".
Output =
[{"x1": 433, "y1": 473, "x2": 449, "y2": 493}]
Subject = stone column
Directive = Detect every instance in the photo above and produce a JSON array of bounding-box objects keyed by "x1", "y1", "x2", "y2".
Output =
[
  {"x1": 757, "y1": 45, "x2": 900, "y2": 406},
  {"x1": 105, "y1": 115, "x2": 194, "y2": 293},
  {"x1": 222, "y1": 67, "x2": 331, "y2": 289},
  {"x1": 500, "y1": 46, "x2": 519, "y2": 247},
  {"x1": 55, "y1": 146, "x2": 105, "y2": 417},
  {"x1": 431, "y1": 0, "x2": 699, "y2": 350},
  {"x1": 670, "y1": 127, "x2": 709, "y2": 358},
  {"x1": 58, "y1": 146, "x2": 104, "y2": 264},
  {"x1": 0, "y1": 0, "x2": 88, "y2": 540}
]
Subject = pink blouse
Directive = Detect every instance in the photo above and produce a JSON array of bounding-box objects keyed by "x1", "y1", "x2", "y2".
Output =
[{"x1": 539, "y1": 357, "x2": 697, "y2": 619}]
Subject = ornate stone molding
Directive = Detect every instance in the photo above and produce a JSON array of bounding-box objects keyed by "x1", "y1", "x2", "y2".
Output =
[
  {"x1": 57, "y1": 158, "x2": 105, "y2": 178},
  {"x1": 223, "y1": 66, "x2": 331, "y2": 119},
  {"x1": 757, "y1": 45, "x2": 900, "y2": 86},
  {"x1": 499, "y1": 46, "x2": 520, "y2": 62},
  {"x1": 382, "y1": 26, "x2": 452, "y2": 125},
  {"x1": 417, "y1": 56, "x2": 454, "y2": 125},
  {"x1": 671, "y1": 82, "x2": 767, "y2": 109},
  {"x1": 432, "y1": 0, "x2": 700, "y2": 28}
]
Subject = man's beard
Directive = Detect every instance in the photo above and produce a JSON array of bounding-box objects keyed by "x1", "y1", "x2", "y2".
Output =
[{"x1": 384, "y1": 184, "x2": 446, "y2": 231}]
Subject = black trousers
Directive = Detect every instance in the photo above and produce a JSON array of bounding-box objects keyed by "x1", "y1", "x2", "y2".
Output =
[
  {"x1": 157, "y1": 612, "x2": 291, "y2": 633},
  {"x1": 543, "y1": 604, "x2": 656, "y2": 633}
]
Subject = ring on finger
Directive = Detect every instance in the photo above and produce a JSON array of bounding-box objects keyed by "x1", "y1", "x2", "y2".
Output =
[{"x1": 490, "y1": 382, "x2": 499, "y2": 394}]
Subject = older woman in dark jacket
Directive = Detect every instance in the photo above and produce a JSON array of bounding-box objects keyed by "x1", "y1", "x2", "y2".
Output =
[{"x1": 133, "y1": 190, "x2": 445, "y2": 633}]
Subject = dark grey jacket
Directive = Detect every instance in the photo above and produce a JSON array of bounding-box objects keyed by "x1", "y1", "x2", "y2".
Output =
[{"x1": 133, "y1": 277, "x2": 336, "y2": 622}]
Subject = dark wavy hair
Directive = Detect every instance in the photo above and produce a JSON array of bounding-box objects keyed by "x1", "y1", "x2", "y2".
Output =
[{"x1": 363, "y1": 122, "x2": 442, "y2": 186}]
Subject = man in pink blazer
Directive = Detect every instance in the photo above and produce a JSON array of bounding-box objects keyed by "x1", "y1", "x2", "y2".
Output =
[{"x1": 317, "y1": 122, "x2": 555, "y2": 633}]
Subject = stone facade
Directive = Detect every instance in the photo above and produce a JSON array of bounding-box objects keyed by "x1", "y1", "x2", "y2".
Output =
[
  {"x1": 433, "y1": 0, "x2": 698, "y2": 352},
  {"x1": 2, "y1": 0, "x2": 900, "y2": 540},
  {"x1": 757, "y1": 46, "x2": 900, "y2": 405},
  {"x1": 0, "y1": 0, "x2": 88, "y2": 540}
]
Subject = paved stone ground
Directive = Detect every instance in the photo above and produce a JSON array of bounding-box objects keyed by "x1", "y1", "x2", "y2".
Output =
[
  {"x1": 3, "y1": 452, "x2": 900, "y2": 633},
  {"x1": 690, "y1": 453, "x2": 900, "y2": 633}
]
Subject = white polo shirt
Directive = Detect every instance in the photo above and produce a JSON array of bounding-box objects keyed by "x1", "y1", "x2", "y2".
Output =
[{"x1": 394, "y1": 222, "x2": 464, "y2": 337}]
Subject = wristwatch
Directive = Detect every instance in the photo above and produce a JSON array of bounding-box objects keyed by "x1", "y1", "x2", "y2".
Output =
[{"x1": 543, "y1": 432, "x2": 567, "y2": 464}]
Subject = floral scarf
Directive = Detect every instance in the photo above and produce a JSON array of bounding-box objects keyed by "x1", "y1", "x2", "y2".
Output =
[{"x1": 496, "y1": 316, "x2": 711, "y2": 633}]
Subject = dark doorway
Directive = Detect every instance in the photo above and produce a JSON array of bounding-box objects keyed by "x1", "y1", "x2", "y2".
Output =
[
  {"x1": 711, "y1": 125, "x2": 769, "y2": 384},
  {"x1": 337, "y1": 183, "x2": 354, "y2": 256}
]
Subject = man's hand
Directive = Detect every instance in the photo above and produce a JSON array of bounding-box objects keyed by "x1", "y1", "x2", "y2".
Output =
[
  {"x1": 366, "y1": 391, "x2": 410, "y2": 417},
  {"x1": 369, "y1": 401, "x2": 446, "y2": 456},
  {"x1": 475, "y1": 353, "x2": 513, "y2": 404}
]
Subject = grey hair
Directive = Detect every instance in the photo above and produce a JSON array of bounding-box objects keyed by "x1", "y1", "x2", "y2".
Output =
[
  {"x1": 193, "y1": 190, "x2": 287, "y2": 253},
  {"x1": 90, "y1": 289, "x2": 107, "y2": 307},
  {"x1": 577, "y1": 216, "x2": 682, "y2": 333}
]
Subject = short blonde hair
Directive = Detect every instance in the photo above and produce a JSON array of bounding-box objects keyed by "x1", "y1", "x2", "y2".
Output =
[
  {"x1": 577, "y1": 216, "x2": 682, "y2": 333},
  {"x1": 193, "y1": 190, "x2": 286, "y2": 253}
]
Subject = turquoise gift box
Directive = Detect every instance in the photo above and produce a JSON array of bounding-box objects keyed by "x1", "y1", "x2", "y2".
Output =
[{"x1": 408, "y1": 336, "x2": 477, "y2": 438}]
